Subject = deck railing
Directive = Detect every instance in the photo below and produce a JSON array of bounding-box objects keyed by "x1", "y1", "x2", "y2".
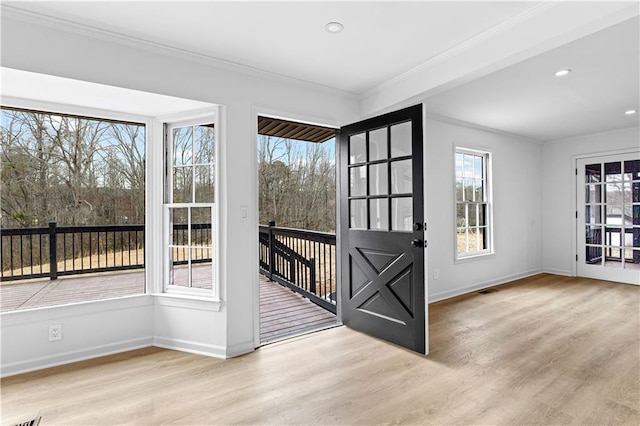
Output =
[
  {"x1": 259, "y1": 221, "x2": 337, "y2": 313},
  {"x1": 2, "y1": 221, "x2": 337, "y2": 313}
]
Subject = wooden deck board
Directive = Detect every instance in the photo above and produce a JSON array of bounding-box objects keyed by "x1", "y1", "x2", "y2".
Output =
[{"x1": 0, "y1": 269, "x2": 336, "y2": 344}]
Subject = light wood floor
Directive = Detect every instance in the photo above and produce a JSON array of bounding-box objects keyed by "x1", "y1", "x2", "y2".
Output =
[{"x1": 2, "y1": 274, "x2": 638, "y2": 425}]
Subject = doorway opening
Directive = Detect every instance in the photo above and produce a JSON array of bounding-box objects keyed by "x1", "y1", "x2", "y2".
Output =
[{"x1": 257, "y1": 116, "x2": 339, "y2": 344}]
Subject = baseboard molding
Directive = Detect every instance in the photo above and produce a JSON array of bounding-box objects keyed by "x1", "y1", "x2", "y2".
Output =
[
  {"x1": 153, "y1": 336, "x2": 228, "y2": 359},
  {"x1": 428, "y1": 269, "x2": 543, "y2": 303},
  {"x1": 225, "y1": 340, "x2": 255, "y2": 358},
  {"x1": 0, "y1": 337, "x2": 153, "y2": 378},
  {"x1": 542, "y1": 268, "x2": 573, "y2": 277}
]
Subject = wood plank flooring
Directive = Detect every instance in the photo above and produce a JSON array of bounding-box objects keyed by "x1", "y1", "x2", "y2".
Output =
[
  {"x1": 2, "y1": 274, "x2": 638, "y2": 425},
  {"x1": 259, "y1": 275, "x2": 336, "y2": 343}
]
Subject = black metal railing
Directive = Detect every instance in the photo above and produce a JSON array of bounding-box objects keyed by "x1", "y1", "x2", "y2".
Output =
[
  {"x1": 259, "y1": 221, "x2": 337, "y2": 314},
  {"x1": 1, "y1": 222, "x2": 214, "y2": 282}
]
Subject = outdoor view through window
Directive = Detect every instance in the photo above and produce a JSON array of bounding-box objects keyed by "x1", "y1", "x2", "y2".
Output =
[{"x1": 0, "y1": 107, "x2": 146, "y2": 311}]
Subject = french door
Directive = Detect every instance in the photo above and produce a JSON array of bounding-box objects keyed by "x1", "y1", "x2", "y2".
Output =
[
  {"x1": 577, "y1": 152, "x2": 640, "y2": 285},
  {"x1": 338, "y1": 104, "x2": 426, "y2": 353}
]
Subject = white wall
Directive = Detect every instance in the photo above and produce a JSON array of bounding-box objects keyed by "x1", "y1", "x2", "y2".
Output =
[
  {"x1": 425, "y1": 117, "x2": 543, "y2": 301},
  {"x1": 541, "y1": 127, "x2": 640, "y2": 275},
  {"x1": 1, "y1": 12, "x2": 359, "y2": 375}
]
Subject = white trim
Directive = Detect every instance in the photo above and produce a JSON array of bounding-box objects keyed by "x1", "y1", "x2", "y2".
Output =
[
  {"x1": 154, "y1": 294, "x2": 221, "y2": 312},
  {"x1": 225, "y1": 340, "x2": 255, "y2": 358},
  {"x1": 428, "y1": 269, "x2": 542, "y2": 303},
  {"x1": 152, "y1": 337, "x2": 227, "y2": 359},
  {"x1": 0, "y1": 295, "x2": 153, "y2": 326},
  {"x1": 1, "y1": 5, "x2": 358, "y2": 100},
  {"x1": 542, "y1": 268, "x2": 573, "y2": 277},
  {"x1": 0, "y1": 95, "x2": 149, "y2": 124},
  {"x1": 1, "y1": 337, "x2": 153, "y2": 378},
  {"x1": 547, "y1": 125, "x2": 640, "y2": 145}
]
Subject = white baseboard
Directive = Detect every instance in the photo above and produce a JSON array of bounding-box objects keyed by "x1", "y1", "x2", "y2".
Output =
[
  {"x1": 0, "y1": 337, "x2": 153, "y2": 378},
  {"x1": 542, "y1": 268, "x2": 573, "y2": 277},
  {"x1": 428, "y1": 269, "x2": 543, "y2": 303},
  {"x1": 153, "y1": 336, "x2": 228, "y2": 359},
  {"x1": 225, "y1": 340, "x2": 255, "y2": 358}
]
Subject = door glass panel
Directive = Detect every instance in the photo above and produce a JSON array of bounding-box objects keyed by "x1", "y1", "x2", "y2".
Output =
[
  {"x1": 586, "y1": 205, "x2": 602, "y2": 224},
  {"x1": 350, "y1": 166, "x2": 367, "y2": 196},
  {"x1": 633, "y1": 183, "x2": 640, "y2": 203},
  {"x1": 586, "y1": 226, "x2": 602, "y2": 244},
  {"x1": 586, "y1": 246, "x2": 602, "y2": 264},
  {"x1": 624, "y1": 249, "x2": 640, "y2": 268},
  {"x1": 349, "y1": 133, "x2": 366, "y2": 164},
  {"x1": 605, "y1": 205, "x2": 623, "y2": 224},
  {"x1": 585, "y1": 163, "x2": 601, "y2": 183},
  {"x1": 605, "y1": 226, "x2": 623, "y2": 247},
  {"x1": 350, "y1": 199, "x2": 367, "y2": 229},
  {"x1": 624, "y1": 160, "x2": 640, "y2": 181},
  {"x1": 369, "y1": 163, "x2": 388, "y2": 196},
  {"x1": 391, "y1": 197, "x2": 412, "y2": 231},
  {"x1": 390, "y1": 121, "x2": 411, "y2": 158},
  {"x1": 391, "y1": 159, "x2": 412, "y2": 194},
  {"x1": 369, "y1": 199, "x2": 389, "y2": 231},
  {"x1": 605, "y1": 162, "x2": 622, "y2": 182},
  {"x1": 586, "y1": 184, "x2": 601, "y2": 203},
  {"x1": 605, "y1": 183, "x2": 623, "y2": 204},
  {"x1": 369, "y1": 127, "x2": 387, "y2": 161}
]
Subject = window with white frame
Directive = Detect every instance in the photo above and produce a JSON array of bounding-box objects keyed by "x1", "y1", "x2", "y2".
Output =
[
  {"x1": 455, "y1": 148, "x2": 492, "y2": 258},
  {"x1": 164, "y1": 118, "x2": 217, "y2": 296}
]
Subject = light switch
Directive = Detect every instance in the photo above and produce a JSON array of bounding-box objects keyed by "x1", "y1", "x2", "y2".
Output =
[{"x1": 240, "y1": 206, "x2": 248, "y2": 219}]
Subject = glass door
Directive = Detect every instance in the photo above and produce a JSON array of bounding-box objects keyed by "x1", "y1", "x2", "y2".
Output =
[{"x1": 577, "y1": 152, "x2": 640, "y2": 285}]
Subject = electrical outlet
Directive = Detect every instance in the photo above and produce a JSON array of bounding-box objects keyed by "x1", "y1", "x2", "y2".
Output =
[
  {"x1": 49, "y1": 324, "x2": 62, "y2": 341},
  {"x1": 433, "y1": 269, "x2": 439, "y2": 280}
]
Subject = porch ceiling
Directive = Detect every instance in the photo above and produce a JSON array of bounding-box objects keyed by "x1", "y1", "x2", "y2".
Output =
[{"x1": 258, "y1": 116, "x2": 336, "y2": 143}]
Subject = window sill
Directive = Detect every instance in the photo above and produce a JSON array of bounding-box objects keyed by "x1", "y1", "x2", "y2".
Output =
[{"x1": 455, "y1": 251, "x2": 495, "y2": 264}]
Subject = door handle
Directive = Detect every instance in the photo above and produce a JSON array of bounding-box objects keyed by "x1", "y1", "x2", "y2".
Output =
[{"x1": 411, "y1": 239, "x2": 423, "y2": 248}]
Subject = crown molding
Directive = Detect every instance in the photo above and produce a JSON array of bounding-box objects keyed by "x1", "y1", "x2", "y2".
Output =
[
  {"x1": 361, "y1": 2, "x2": 558, "y2": 99},
  {"x1": 425, "y1": 112, "x2": 544, "y2": 145},
  {"x1": 1, "y1": 5, "x2": 359, "y2": 101}
]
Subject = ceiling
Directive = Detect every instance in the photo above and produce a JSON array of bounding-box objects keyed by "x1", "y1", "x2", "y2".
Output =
[{"x1": 2, "y1": 1, "x2": 639, "y2": 142}]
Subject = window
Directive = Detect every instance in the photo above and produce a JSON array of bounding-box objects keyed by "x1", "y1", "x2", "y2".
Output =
[
  {"x1": 455, "y1": 148, "x2": 492, "y2": 259},
  {"x1": 164, "y1": 118, "x2": 217, "y2": 296},
  {"x1": 1, "y1": 107, "x2": 146, "y2": 310}
]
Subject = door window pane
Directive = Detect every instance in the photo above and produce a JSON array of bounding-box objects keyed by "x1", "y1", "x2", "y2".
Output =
[
  {"x1": 391, "y1": 197, "x2": 412, "y2": 231},
  {"x1": 390, "y1": 121, "x2": 411, "y2": 158},
  {"x1": 586, "y1": 205, "x2": 602, "y2": 224},
  {"x1": 585, "y1": 163, "x2": 601, "y2": 183},
  {"x1": 586, "y1": 246, "x2": 602, "y2": 264},
  {"x1": 624, "y1": 160, "x2": 640, "y2": 181},
  {"x1": 369, "y1": 163, "x2": 388, "y2": 196},
  {"x1": 605, "y1": 205, "x2": 623, "y2": 225},
  {"x1": 369, "y1": 127, "x2": 387, "y2": 161},
  {"x1": 350, "y1": 166, "x2": 367, "y2": 196},
  {"x1": 369, "y1": 199, "x2": 389, "y2": 231},
  {"x1": 586, "y1": 184, "x2": 602, "y2": 203},
  {"x1": 350, "y1": 199, "x2": 367, "y2": 229},
  {"x1": 349, "y1": 133, "x2": 366, "y2": 164},
  {"x1": 391, "y1": 159, "x2": 412, "y2": 194},
  {"x1": 605, "y1": 162, "x2": 622, "y2": 182},
  {"x1": 586, "y1": 226, "x2": 602, "y2": 244}
]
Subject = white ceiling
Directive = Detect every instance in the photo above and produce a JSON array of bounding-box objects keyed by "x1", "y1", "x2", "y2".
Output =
[
  {"x1": 5, "y1": 1, "x2": 536, "y2": 95},
  {"x1": 2, "y1": 1, "x2": 639, "y2": 141}
]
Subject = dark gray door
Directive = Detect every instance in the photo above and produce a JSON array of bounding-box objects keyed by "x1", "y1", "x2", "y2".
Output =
[{"x1": 339, "y1": 104, "x2": 425, "y2": 353}]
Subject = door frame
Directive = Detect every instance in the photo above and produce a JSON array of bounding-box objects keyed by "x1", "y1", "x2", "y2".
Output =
[
  {"x1": 573, "y1": 148, "x2": 640, "y2": 282},
  {"x1": 251, "y1": 106, "x2": 342, "y2": 348}
]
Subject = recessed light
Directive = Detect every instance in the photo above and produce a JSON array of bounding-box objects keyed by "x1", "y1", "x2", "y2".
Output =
[
  {"x1": 554, "y1": 69, "x2": 572, "y2": 77},
  {"x1": 325, "y1": 22, "x2": 344, "y2": 34},
  {"x1": 625, "y1": 109, "x2": 637, "y2": 115}
]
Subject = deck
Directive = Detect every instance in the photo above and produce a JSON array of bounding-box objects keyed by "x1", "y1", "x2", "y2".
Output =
[{"x1": 0, "y1": 269, "x2": 336, "y2": 343}]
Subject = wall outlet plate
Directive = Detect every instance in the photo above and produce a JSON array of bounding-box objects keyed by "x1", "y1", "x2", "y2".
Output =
[{"x1": 49, "y1": 324, "x2": 62, "y2": 341}]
